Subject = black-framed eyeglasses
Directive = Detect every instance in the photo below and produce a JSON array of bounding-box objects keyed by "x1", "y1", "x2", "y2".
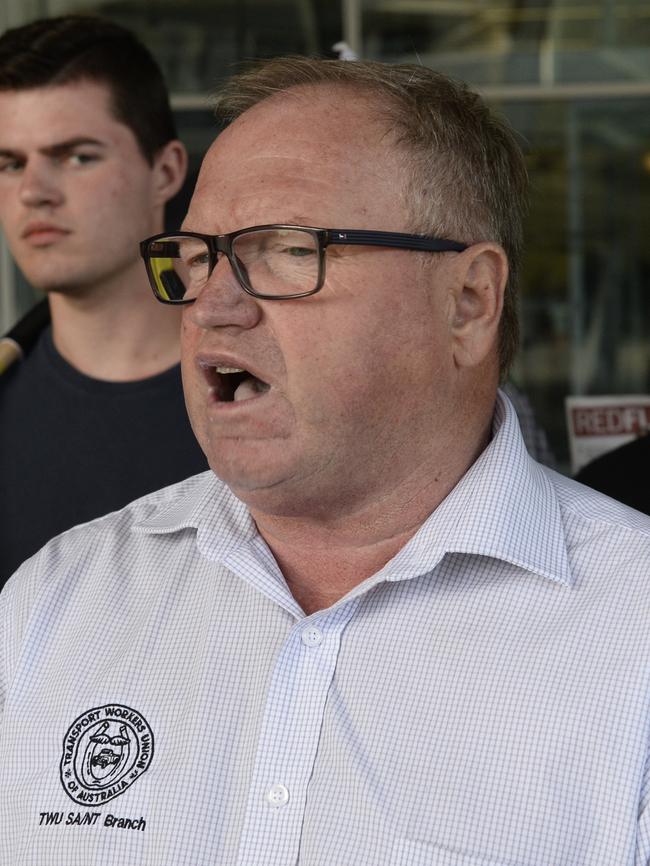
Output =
[{"x1": 139, "y1": 224, "x2": 468, "y2": 304}]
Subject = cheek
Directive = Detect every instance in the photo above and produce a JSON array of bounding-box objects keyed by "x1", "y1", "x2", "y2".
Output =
[
  {"x1": 180, "y1": 318, "x2": 200, "y2": 378},
  {"x1": 83, "y1": 170, "x2": 152, "y2": 229},
  {"x1": 291, "y1": 292, "x2": 451, "y2": 427},
  {"x1": 179, "y1": 320, "x2": 202, "y2": 402},
  {"x1": 283, "y1": 312, "x2": 398, "y2": 426}
]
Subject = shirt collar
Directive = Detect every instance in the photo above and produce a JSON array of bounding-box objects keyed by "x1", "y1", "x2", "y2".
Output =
[
  {"x1": 377, "y1": 390, "x2": 573, "y2": 588},
  {"x1": 135, "y1": 390, "x2": 572, "y2": 589},
  {"x1": 133, "y1": 472, "x2": 258, "y2": 561}
]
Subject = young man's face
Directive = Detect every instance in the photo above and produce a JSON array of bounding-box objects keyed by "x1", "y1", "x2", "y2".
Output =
[{"x1": 0, "y1": 80, "x2": 164, "y2": 296}]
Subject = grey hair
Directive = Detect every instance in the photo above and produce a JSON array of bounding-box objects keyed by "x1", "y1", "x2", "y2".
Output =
[{"x1": 214, "y1": 57, "x2": 528, "y2": 376}]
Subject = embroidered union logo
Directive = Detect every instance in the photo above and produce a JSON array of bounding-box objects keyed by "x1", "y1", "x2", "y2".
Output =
[{"x1": 60, "y1": 705, "x2": 154, "y2": 806}]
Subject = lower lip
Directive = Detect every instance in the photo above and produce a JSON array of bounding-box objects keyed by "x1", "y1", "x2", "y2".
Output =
[
  {"x1": 207, "y1": 387, "x2": 271, "y2": 412},
  {"x1": 24, "y1": 229, "x2": 68, "y2": 245},
  {"x1": 202, "y1": 385, "x2": 288, "y2": 438}
]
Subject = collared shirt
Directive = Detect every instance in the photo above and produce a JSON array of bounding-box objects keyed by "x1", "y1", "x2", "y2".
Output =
[{"x1": 2, "y1": 392, "x2": 650, "y2": 866}]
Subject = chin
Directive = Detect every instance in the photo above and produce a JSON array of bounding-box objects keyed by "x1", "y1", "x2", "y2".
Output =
[
  {"x1": 207, "y1": 446, "x2": 287, "y2": 492},
  {"x1": 16, "y1": 255, "x2": 94, "y2": 296},
  {"x1": 210, "y1": 461, "x2": 284, "y2": 498},
  {"x1": 208, "y1": 454, "x2": 317, "y2": 517},
  {"x1": 209, "y1": 452, "x2": 348, "y2": 521},
  {"x1": 19, "y1": 273, "x2": 84, "y2": 297},
  {"x1": 201, "y1": 423, "x2": 295, "y2": 483}
]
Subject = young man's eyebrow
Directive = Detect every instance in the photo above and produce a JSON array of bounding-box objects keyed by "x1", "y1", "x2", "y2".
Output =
[
  {"x1": 41, "y1": 137, "x2": 106, "y2": 157},
  {"x1": 0, "y1": 138, "x2": 107, "y2": 160}
]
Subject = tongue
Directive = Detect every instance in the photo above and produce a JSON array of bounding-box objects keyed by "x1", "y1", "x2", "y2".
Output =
[{"x1": 233, "y1": 376, "x2": 269, "y2": 402}]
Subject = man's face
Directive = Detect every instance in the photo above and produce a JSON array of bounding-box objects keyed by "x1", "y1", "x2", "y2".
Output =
[
  {"x1": 0, "y1": 80, "x2": 162, "y2": 295},
  {"x1": 181, "y1": 87, "x2": 463, "y2": 518}
]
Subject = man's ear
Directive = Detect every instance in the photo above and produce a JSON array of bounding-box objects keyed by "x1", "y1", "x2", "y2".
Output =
[
  {"x1": 151, "y1": 139, "x2": 188, "y2": 206},
  {"x1": 449, "y1": 242, "x2": 509, "y2": 369}
]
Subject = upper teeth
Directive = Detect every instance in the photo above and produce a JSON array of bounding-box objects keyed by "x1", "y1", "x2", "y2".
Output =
[{"x1": 215, "y1": 366, "x2": 245, "y2": 374}]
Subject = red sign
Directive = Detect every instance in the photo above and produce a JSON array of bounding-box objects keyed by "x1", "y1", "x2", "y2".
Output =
[{"x1": 571, "y1": 405, "x2": 650, "y2": 437}]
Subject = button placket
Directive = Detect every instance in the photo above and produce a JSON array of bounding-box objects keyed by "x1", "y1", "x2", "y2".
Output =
[{"x1": 235, "y1": 600, "x2": 361, "y2": 866}]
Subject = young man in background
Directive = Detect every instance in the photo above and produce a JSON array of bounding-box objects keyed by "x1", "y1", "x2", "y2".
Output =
[{"x1": 0, "y1": 15, "x2": 207, "y2": 584}]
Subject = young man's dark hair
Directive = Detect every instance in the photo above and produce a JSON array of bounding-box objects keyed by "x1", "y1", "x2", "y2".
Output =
[{"x1": 0, "y1": 15, "x2": 176, "y2": 164}]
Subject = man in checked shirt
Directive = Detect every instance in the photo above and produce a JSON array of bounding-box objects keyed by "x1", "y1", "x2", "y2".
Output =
[{"x1": 3, "y1": 57, "x2": 650, "y2": 866}]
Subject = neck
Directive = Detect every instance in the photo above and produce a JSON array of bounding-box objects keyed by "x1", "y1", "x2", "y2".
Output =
[
  {"x1": 253, "y1": 410, "x2": 493, "y2": 615},
  {"x1": 48, "y1": 261, "x2": 182, "y2": 381}
]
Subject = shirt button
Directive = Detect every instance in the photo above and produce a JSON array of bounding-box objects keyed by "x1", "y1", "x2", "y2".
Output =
[
  {"x1": 267, "y1": 783, "x2": 290, "y2": 808},
  {"x1": 301, "y1": 626, "x2": 323, "y2": 647}
]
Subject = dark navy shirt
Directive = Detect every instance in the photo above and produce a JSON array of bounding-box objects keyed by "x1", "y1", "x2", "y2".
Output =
[{"x1": 0, "y1": 326, "x2": 207, "y2": 584}]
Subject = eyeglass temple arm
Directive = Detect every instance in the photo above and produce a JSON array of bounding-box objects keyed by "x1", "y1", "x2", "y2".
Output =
[{"x1": 325, "y1": 229, "x2": 467, "y2": 253}]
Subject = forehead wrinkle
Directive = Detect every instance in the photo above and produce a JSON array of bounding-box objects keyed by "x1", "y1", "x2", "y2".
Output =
[
  {"x1": 214, "y1": 91, "x2": 396, "y2": 167},
  {"x1": 188, "y1": 163, "x2": 336, "y2": 232},
  {"x1": 188, "y1": 96, "x2": 410, "y2": 235},
  {"x1": 207, "y1": 146, "x2": 392, "y2": 205}
]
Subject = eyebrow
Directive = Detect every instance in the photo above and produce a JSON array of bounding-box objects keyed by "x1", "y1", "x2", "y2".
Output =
[{"x1": 0, "y1": 137, "x2": 107, "y2": 160}]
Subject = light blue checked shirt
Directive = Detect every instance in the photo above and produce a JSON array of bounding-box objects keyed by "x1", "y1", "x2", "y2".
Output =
[{"x1": 3, "y1": 392, "x2": 650, "y2": 866}]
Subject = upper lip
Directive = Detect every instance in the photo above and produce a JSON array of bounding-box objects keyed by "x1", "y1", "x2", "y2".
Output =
[
  {"x1": 21, "y1": 221, "x2": 70, "y2": 239},
  {"x1": 196, "y1": 351, "x2": 272, "y2": 388}
]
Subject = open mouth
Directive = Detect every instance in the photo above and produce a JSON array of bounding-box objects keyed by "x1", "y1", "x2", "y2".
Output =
[{"x1": 211, "y1": 366, "x2": 271, "y2": 403}]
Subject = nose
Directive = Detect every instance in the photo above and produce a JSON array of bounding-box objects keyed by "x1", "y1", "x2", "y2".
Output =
[
  {"x1": 185, "y1": 253, "x2": 263, "y2": 332},
  {"x1": 19, "y1": 159, "x2": 64, "y2": 208}
]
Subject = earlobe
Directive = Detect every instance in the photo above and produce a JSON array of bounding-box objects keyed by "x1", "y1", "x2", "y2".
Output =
[
  {"x1": 152, "y1": 139, "x2": 188, "y2": 205},
  {"x1": 451, "y1": 243, "x2": 508, "y2": 368}
]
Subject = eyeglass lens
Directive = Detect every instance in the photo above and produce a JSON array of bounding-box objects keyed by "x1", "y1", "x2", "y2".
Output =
[{"x1": 146, "y1": 228, "x2": 320, "y2": 301}]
